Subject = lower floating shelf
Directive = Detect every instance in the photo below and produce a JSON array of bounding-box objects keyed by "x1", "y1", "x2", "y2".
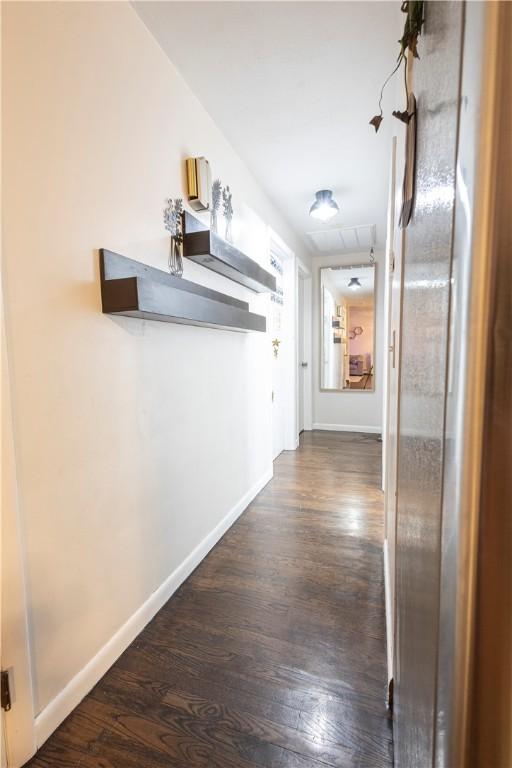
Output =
[{"x1": 100, "y1": 249, "x2": 266, "y2": 332}]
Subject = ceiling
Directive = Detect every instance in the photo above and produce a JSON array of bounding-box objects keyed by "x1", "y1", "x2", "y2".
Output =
[
  {"x1": 133, "y1": 1, "x2": 398, "y2": 255},
  {"x1": 322, "y1": 264, "x2": 375, "y2": 300}
]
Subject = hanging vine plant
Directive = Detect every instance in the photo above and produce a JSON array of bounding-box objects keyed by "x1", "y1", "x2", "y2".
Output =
[{"x1": 369, "y1": 1, "x2": 425, "y2": 132}]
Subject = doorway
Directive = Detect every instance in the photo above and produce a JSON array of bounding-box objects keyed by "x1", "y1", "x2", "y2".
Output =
[
  {"x1": 297, "y1": 262, "x2": 312, "y2": 436},
  {"x1": 269, "y1": 237, "x2": 288, "y2": 460},
  {"x1": 382, "y1": 134, "x2": 404, "y2": 683},
  {"x1": 269, "y1": 232, "x2": 310, "y2": 460},
  {"x1": 298, "y1": 275, "x2": 305, "y2": 433}
]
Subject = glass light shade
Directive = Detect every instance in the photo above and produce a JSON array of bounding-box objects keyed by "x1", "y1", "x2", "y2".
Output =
[{"x1": 309, "y1": 190, "x2": 339, "y2": 222}]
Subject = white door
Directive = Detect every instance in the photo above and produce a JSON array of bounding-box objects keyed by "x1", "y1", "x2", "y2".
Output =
[
  {"x1": 270, "y1": 235, "x2": 303, "y2": 458},
  {"x1": 383, "y1": 135, "x2": 405, "y2": 683},
  {"x1": 272, "y1": 336, "x2": 286, "y2": 459},
  {"x1": 270, "y1": 247, "x2": 286, "y2": 460},
  {"x1": 298, "y1": 275, "x2": 305, "y2": 433}
]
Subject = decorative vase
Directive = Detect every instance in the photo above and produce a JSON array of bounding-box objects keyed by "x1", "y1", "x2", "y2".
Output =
[
  {"x1": 211, "y1": 179, "x2": 222, "y2": 234},
  {"x1": 163, "y1": 197, "x2": 184, "y2": 277},
  {"x1": 168, "y1": 237, "x2": 183, "y2": 278},
  {"x1": 223, "y1": 185, "x2": 233, "y2": 244},
  {"x1": 211, "y1": 208, "x2": 218, "y2": 234}
]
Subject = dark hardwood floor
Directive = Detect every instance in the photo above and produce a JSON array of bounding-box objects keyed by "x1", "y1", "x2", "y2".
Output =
[{"x1": 27, "y1": 431, "x2": 392, "y2": 768}]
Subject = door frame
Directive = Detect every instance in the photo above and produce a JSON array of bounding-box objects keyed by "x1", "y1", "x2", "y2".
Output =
[
  {"x1": 382, "y1": 135, "x2": 402, "y2": 684},
  {"x1": 2, "y1": 316, "x2": 37, "y2": 767},
  {"x1": 268, "y1": 229, "x2": 299, "y2": 453},
  {"x1": 381, "y1": 136, "x2": 397, "y2": 494},
  {"x1": 296, "y1": 259, "x2": 312, "y2": 437},
  {"x1": 435, "y1": 3, "x2": 511, "y2": 763}
]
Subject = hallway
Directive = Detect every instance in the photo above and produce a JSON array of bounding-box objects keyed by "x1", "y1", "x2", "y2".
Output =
[{"x1": 27, "y1": 432, "x2": 392, "y2": 768}]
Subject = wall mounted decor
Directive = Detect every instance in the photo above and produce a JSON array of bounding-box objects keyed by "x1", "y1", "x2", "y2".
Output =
[
  {"x1": 369, "y1": 1, "x2": 424, "y2": 132},
  {"x1": 99, "y1": 250, "x2": 266, "y2": 332},
  {"x1": 222, "y1": 185, "x2": 234, "y2": 243},
  {"x1": 269, "y1": 250, "x2": 284, "y2": 327},
  {"x1": 211, "y1": 179, "x2": 222, "y2": 233},
  {"x1": 272, "y1": 338, "x2": 281, "y2": 358},
  {"x1": 163, "y1": 198, "x2": 184, "y2": 277},
  {"x1": 182, "y1": 211, "x2": 276, "y2": 293},
  {"x1": 186, "y1": 156, "x2": 211, "y2": 212},
  {"x1": 270, "y1": 287, "x2": 284, "y2": 305},
  {"x1": 270, "y1": 254, "x2": 284, "y2": 275}
]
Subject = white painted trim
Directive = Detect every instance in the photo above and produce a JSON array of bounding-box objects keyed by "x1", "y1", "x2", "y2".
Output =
[
  {"x1": 297, "y1": 268, "x2": 313, "y2": 433},
  {"x1": 383, "y1": 538, "x2": 394, "y2": 683},
  {"x1": 268, "y1": 227, "x2": 298, "y2": 454},
  {"x1": 312, "y1": 422, "x2": 381, "y2": 434},
  {"x1": 296, "y1": 256, "x2": 311, "y2": 278},
  {"x1": 34, "y1": 466, "x2": 273, "y2": 749},
  {"x1": 2, "y1": 317, "x2": 37, "y2": 768},
  {"x1": 282, "y1": 254, "x2": 298, "y2": 451},
  {"x1": 382, "y1": 136, "x2": 398, "y2": 492}
]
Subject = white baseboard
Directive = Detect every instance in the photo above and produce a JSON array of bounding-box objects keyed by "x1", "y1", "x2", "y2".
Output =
[
  {"x1": 383, "y1": 538, "x2": 393, "y2": 683},
  {"x1": 34, "y1": 466, "x2": 273, "y2": 748},
  {"x1": 313, "y1": 422, "x2": 381, "y2": 434}
]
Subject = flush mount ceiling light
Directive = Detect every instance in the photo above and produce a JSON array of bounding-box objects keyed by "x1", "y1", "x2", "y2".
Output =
[
  {"x1": 309, "y1": 190, "x2": 339, "y2": 222},
  {"x1": 348, "y1": 277, "x2": 362, "y2": 290}
]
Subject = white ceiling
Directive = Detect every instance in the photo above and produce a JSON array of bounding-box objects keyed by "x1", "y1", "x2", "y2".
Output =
[
  {"x1": 307, "y1": 223, "x2": 376, "y2": 254},
  {"x1": 322, "y1": 264, "x2": 375, "y2": 299},
  {"x1": 133, "y1": 1, "x2": 398, "y2": 254}
]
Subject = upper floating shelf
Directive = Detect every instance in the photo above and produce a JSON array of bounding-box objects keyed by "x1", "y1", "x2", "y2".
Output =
[
  {"x1": 100, "y1": 249, "x2": 266, "y2": 332},
  {"x1": 182, "y1": 212, "x2": 276, "y2": 294}
]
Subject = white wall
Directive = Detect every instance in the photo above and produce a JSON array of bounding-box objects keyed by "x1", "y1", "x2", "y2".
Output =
[
  {"x1": 312, "y1": 252, "x2": 384, "y2": 433},
  {"x1": 2, "y1": 0, "x2": 311, "y2": 741}
]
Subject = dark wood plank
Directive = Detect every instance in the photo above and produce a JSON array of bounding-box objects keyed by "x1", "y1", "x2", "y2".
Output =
[
  {"x1": 100, "y1": 249, "x2": 266, "y2": 332},
  {"x1": 26, "y1": 431, "x2": 392, "y2": 768},
  {"x1": 182, "y1": 211, "x2": 276, "y2": 293}
]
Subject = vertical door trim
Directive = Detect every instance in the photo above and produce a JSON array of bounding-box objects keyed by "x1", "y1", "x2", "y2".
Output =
[
  {"x1": 268, "y1": 229, "x2": 297, "y2": 454},
  {"x1": 2, "y1": 318, "x2": 37, "y2": 767},
  {"x1": 435, "y1": 2, "x2": 510, "y2": 765},
  {"x1": 296, "y1": 258, "x2": 312, "y2": 436},
  {"x1": 382, "y1": 135, "x2": 397, "y2": 494},
  {"x1": 382, "y1": 135, "x2": 399, "y2": 684}
]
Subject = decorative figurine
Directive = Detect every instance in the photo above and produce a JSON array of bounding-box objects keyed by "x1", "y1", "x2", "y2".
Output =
[
  {"x1": 211, "y1": 179, "x2": 222, "y2": 234},
  {"x1": 223, "y1": 184, "x2": 233, "y2": 243},
  {"x1": 163, "y1": 198, "x2": 184, "y2": 277}
]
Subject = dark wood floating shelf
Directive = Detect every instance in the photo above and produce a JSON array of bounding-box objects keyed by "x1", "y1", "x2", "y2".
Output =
[
  {"x1": 100, "y1": 249, "x2": 266, "y2": 332},
  {"x1": 182, "y1": 212, "x2": 276, "y2": 293}
]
